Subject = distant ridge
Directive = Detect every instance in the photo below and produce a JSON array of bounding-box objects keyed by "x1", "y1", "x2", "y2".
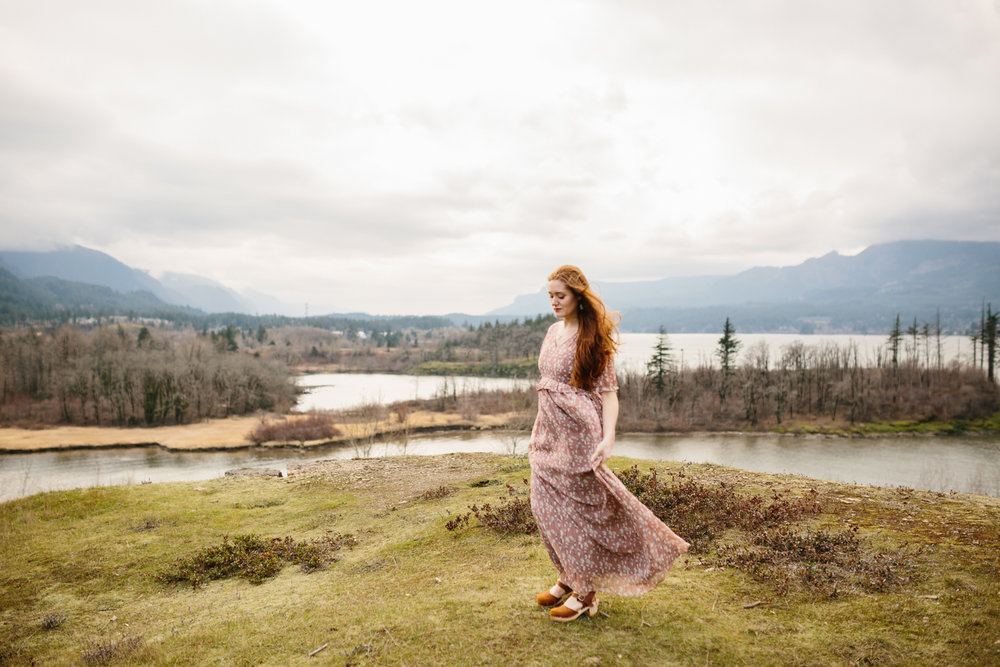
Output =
[
  {"x1": 0, "y1": 263, "x2": 456, "y2": 328},
  {"x1": 0, "y1": 245, "x2": 165, "y2": 296},
  {"x1": 0, "y1": 265, "x2": 202, "y2": 323},
  {"x1": 489, "y1": 240, "x2": 1000, "y2": 333},
  {"x1": 0, "y1": 261, "x2": 453, "y2": 329},
  {"x1": 0, "y1": 245, "x2": 289, "y2": 315}
]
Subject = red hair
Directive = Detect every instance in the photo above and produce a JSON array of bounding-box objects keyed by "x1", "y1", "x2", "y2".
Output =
[{"x1": 548, "y1": 265, "x2": 620, "y2": 391}]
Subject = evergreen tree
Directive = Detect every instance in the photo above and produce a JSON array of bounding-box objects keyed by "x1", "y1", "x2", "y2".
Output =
[
  {"x1": 887, "y1": 314, "x2": 902, "y2": 370},
  {"x1": 985, "y1": 303, "x2": 998, "y2": 383},
  {"x1": 716, "y1": 317, "x2": 740, "y2": 374},
  {"x1": 981, "y1": 300, "x2": 987, "y2": 370},
  {"x1": 217, "y1": 324, "x2": 238, "y2": 352},
  {"x1": 716, "y1": 317, "x2": 741, "y2": 409},
  {"x1": 935, "y1": 309, "x2": 943, "y2": 372},
  {"x1": 385, "y1": 329, "x2": 401, "y2": 349},
  {"x1": 645, "y1": 325, "x2": 675, "y2": 395}
]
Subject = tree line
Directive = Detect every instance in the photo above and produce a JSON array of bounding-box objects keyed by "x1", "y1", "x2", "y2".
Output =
[
  {"x1": 4, "y1": 310, "x2": 995, "y2": 432},
  {"x1": 0, "y1": 325, "x2": 297, "y2": 426},
  {"x1": 0, "y1": 315, "x2": 550, "y2": 429},
  {"x1": 966, "y1": 302, "x2": 1000, "y2": 382},
  {"x1": 630, "y1": 314, "x2": 999, "y2": 432},
  {"x1": 418, "y1": 315, "x2": 556, "y2": 374}
]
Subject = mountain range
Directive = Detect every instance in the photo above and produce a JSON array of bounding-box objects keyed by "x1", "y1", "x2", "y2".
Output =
[
  {"x1": 489, "y1": 240, "x2": 999, "y2": 333},
  {"x1": 0, "y1": 245, "x2": 287, "y2": 316},
  {"x1": 0, "y1": 240, "x2": 996, "y2": 333}
]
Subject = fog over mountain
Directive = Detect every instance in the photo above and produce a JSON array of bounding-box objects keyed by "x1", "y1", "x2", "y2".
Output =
[
  {"x1": 157, "y1": 272, "x2": 252, "y2": 314},
  {"x1": 0, "y1": 245, "x2": 291, "y2": 315},
  {"x1": 0, "y1": 246, "x2": 163, "y2": 298}
]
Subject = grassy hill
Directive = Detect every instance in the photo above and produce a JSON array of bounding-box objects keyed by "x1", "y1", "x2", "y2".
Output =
[{"x1": 1, "y1": 454, "x2": 998, "y2": 665}]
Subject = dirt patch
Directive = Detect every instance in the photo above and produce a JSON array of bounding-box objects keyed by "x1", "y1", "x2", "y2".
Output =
[{"x1": 286, "y1": 452, "x2": 526, "y2": 505}]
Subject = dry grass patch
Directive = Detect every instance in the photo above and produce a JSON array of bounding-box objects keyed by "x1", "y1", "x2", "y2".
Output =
[
  {"x1": 0, "y1": 415, "x2": 267, "y2": 452},
  {"x1": 0, "y1": 407, "x2": 517, "y2": 455}
]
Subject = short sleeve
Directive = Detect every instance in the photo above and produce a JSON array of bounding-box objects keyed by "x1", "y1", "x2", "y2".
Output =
[{"x1": 594, "y1": 356, "x2": 618, "y2": 393}]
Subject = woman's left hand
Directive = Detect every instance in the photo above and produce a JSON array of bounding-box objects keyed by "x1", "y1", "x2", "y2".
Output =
[{"x1": 590, "y1": 436, "x2": 614, "y2": 468}]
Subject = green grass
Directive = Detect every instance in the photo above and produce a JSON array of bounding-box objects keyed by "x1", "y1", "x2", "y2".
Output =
[
  {"x1": 1, "y1": 453, "x2": 999, "y2": 665},
  {"x1": 408, "y1": 359, "x2": 537, "y2": 377},
  {"x1": 774, "y1": 410, "x2": 1000, "y2": 436}
]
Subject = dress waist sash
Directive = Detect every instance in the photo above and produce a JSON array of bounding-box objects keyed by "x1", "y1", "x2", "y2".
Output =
[{"x1": 536, "y1": 376, "x2": 584, "y2": 394}]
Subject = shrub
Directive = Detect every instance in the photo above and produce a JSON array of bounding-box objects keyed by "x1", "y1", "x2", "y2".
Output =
[
  {"x1": 247, "y1": 413, "x2": 341, "y2": 445},
  {"x1": 615, "y1": 466, "x2": 911, "y2": 597},
  {"x1": 420, "y1": 485, "x2": 454, "y2": 500},
  {"x1": 157, "y1": 533, "x2": 357, "y2": 588},
  {"x1": 615, "y1": 466, "x2": 822, "y2": 550},
  {"x1": 81, "y1": 634, "x2": 148, "y2": 665},
  {"x1": 711, "y1": 525, "x2": 914, "y2": 597},
  {"x1": 446, "y1": 481, "x2": 536, "y2": 534},
  {"x1": 40, "y1": 612, "x2": 66, "y2": 630}
]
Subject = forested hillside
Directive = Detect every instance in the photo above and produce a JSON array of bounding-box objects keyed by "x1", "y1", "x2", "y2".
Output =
[
  {"x1": 0, "y1": 325, "x2": 296, "y2": 426},
  {"x1": 0, "y1": 267, "x2": 199, "y2": 324}
]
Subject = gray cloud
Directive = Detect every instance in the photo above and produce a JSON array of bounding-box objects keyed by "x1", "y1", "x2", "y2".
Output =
[{"x1": 0, "y1": 0, "x2": 997, "y2": 313}]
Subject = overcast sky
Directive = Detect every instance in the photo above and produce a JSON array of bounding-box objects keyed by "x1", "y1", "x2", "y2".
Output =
[{"x1": 1, "y1": 0, "x2": 998, "y2": 315}]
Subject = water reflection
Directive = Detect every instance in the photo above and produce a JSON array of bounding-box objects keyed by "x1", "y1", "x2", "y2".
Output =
[{"x1": 3, "y1": 432, "x2": 998, "y2": 502}]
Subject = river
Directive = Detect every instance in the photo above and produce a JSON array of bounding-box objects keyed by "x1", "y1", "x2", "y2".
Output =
[
  {"x1": 295, "y1": 373, "x2": 531, "y2": 412},
  {"x1": 3, "y1": 431, "x2": 998, "y2": 503}
]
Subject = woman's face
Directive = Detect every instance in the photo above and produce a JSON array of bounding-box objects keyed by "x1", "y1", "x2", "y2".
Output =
[{"x1": 547, "y1": 279, "x2": 578, "y2": 320}]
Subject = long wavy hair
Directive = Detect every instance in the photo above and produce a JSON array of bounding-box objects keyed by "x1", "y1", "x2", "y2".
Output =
[{"x1": 548, "y1": 265, "x2": 621, "y2": 391}]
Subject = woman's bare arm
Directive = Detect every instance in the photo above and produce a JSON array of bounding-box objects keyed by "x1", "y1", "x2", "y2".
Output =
[{"x1": 590, "y1": 390, "x2": 618, "y2": 467}]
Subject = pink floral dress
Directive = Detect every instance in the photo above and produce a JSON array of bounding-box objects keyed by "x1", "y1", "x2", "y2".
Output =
[{"x1": 528, "y1": 322, "x2": 690, "y2": 596}]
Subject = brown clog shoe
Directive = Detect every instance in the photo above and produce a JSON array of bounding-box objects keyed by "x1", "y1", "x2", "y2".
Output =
[
  {"x1": 536, "y1": 580, "x2": 572, "y2": 608},
  {"x1": 549, "y1": 592, "x2": 598, "y2": 622}
]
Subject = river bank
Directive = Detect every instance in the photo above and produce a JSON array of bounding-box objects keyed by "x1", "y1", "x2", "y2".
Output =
[
  {"x1": 0, "y1": 411, "x2": 516, "y2": 454},
  {"x1": 3, "y1": 408, "x2": 999, "y2": 455},
  {"x1": 6, "y1": 419, "x2": 999, "y2": 502},
  {"x1": 2, "y1": 453, "x2": 997, "y2": 665}
]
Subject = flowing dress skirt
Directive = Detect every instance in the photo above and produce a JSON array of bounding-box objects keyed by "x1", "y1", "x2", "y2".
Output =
[{"x1": 528, "y1": 326, "x2": 689, "y2": 596}]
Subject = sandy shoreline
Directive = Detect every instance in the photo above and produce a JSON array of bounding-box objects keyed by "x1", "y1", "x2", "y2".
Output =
[{"x1": 0, "y1": 411, "x2": 516, "y2": 453}]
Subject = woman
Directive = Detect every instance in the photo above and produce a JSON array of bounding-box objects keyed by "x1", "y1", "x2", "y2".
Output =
[{"x1": 529, "y1": 265, "x2": 690, "y2": 622}]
